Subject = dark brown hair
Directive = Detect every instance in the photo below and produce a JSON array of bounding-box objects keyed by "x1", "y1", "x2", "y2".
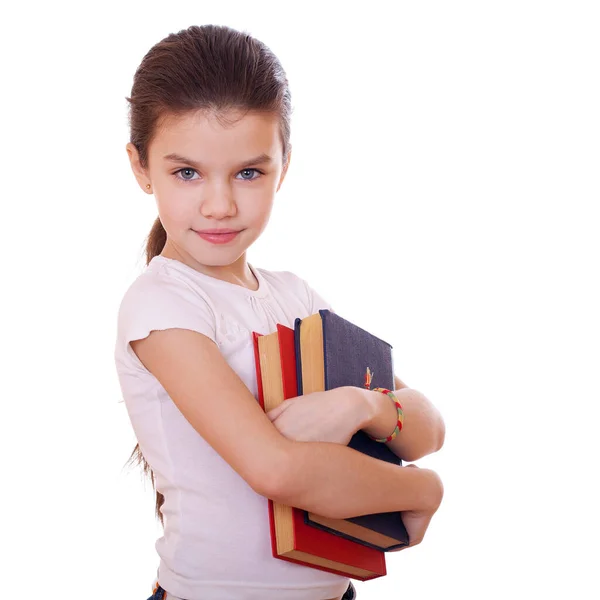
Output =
[{"x1": 123, "y1": 24, "x2": 292, "y2": 527}]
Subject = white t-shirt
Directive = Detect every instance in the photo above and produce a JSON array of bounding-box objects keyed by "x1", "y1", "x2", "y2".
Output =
[{"x1": 114, "y1": 255, "x2": 350, "y2": 600}]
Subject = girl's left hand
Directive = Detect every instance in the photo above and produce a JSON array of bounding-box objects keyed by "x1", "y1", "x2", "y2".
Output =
[{"x1": 266, "y1": 387, "x2": 366, "y2": 445}]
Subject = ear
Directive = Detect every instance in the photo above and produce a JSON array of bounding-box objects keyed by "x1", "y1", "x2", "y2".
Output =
[
  {"x1": 126, "y1": 142, "x2": 152, "y2": 193},
  {"x1": 276, "y1": 145, "x2": 292, "y2": 192}
]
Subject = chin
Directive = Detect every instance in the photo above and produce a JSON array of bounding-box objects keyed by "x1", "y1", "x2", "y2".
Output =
[{"x1": 193, "y1": 248, "x2": 249, "y2": 268}]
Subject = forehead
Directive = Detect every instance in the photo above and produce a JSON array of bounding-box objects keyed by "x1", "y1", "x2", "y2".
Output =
[{"x1": 151, "y1": 109, "x2": 282, "y2": 162}]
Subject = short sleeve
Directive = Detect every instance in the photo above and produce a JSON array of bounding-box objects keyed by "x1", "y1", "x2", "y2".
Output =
[
  {"x1": 301, "y1": 277, "x2": 335, "y2": 315},
  {"x1": 116, "y1": 272, "x2": 217, "y2": 370}
]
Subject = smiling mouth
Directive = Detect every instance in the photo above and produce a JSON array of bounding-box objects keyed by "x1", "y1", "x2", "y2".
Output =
[{"x1": 194, "y1": 229, "x2": 242, "y2": 244}]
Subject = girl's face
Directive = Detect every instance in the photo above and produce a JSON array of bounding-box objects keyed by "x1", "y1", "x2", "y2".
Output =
[{"x1": 126, "y1": 108, "x2": 289, "y2": 280}]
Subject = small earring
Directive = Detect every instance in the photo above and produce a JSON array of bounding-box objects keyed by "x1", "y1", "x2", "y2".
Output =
[{"x1": 146, "y1": 184, "x2": 151, "y2": 191}]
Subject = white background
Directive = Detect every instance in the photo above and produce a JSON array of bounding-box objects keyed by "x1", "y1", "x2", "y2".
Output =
[{"x1": 2, "y1": 1, "x2": 598, "y2": 598}]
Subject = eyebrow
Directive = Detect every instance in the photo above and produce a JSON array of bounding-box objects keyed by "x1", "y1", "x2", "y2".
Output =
[{"x1": 163, "y1": 152, "x2": 274, "y2": 168}]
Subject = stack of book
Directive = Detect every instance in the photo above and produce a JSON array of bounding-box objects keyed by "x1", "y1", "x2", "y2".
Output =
[{"x1": 252, "y1": 310, "x2": 409, "y2": 581}]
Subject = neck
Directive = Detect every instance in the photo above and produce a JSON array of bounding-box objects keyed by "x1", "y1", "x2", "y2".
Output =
[{"x1": 160, "y1": 244, "x2": 258, "y2": 290}]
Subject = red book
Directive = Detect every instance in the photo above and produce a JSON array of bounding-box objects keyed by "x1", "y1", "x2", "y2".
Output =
[{"x1": 252, "y1": 326, "x2": 386, "y2": 581}]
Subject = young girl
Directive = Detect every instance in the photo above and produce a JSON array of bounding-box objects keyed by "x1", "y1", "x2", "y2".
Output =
[{"x1": 115, "y1": 24, "x2": 445, "y2": 600}]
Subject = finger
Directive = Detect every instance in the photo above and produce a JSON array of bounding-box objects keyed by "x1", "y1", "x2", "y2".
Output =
[
  {"x1": 266, "y1": 408, "x2": 281, "y2": 421},
  {"x1": 267, "y1": 401, "x2": 289, "y2": 421}
]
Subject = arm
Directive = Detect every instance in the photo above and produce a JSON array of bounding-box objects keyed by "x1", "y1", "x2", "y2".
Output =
[
  {"x1": 360, "y1": 375, "x2": 446, "y2": 462},
  {"x1": 131, "y1": 329, "x2": 442, "y2": 520}
]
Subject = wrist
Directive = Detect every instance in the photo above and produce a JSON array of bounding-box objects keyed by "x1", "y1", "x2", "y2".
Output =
[
  {"x1": 361, "y1": 389, "x2": 399, "y2": 440},
  {"x1": 348, "y1": 386, "x2": 375, "y2": 433}
]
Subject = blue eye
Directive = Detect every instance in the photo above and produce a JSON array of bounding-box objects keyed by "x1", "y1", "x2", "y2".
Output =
[
  {"x1": 237, "y1": 168, "x2": 262, "y2": 181},
  {"x1": 174, "y1": 168, "x2": 199, "y2": 182}
]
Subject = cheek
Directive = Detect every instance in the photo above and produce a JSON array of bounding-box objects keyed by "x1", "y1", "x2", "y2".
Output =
[
  {"x1": 243, "y1": 192, "x2": 274, "y2": 224},
  {"x1": 156, "y1": 187, "x2": 192, "y2": 224}
]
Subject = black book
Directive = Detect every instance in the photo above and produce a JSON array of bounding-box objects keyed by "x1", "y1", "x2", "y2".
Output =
[{"x1": 295, "y1": 310, "x2": 409, "y2": 552}]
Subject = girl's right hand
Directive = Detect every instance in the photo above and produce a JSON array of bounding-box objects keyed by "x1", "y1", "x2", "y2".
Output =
[{"x1": 389, "y1": 464, "x2": 444, "y2": 552}]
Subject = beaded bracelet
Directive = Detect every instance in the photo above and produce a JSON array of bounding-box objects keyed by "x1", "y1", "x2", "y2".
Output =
[{"x1": 366, "y1": 387, "x2": 404, "y2": 443}]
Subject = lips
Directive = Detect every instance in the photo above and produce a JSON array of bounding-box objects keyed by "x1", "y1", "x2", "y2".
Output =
[
  {"x1": 195, "y1": 229, "x2": 240, "y2": 234},
  {"x1": 194, "y1": 229, "x2": 241, "y2": 245}
]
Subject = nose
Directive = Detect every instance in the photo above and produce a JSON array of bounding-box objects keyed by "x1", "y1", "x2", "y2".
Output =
[{"x1": 199, "y1": 181, "x2": 237, "y2": 220}]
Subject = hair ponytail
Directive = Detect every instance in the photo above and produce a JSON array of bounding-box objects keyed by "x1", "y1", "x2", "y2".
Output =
[{"x1": 145, "y1": 216, "x2": 167, "y2": 266}]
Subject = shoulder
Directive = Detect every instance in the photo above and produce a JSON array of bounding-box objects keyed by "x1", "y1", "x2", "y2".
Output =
[
  {"x1": 254, "y1": 267, "x2": 333, "y2": 314},
  {"x1": 255, "y1": 267, "x2": 307, "y2": 293},
  {"x1": 253, "y1": 267, "x2": 312, "y2": 305},
  {"x1": 117, "y1": 276, "x2": 189, "y2": 331},
  {"x1": 116, "y1": 261, "x2": 218, "y2": 355},
  {"x1": 118, "y1": 259, "x2": 215, "y2": 317}
]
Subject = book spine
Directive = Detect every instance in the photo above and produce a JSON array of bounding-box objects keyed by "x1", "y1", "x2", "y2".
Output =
[
  {"x1": 319, "y1": 309, "x2": 330, "y2": 390},
  {"x1": 294, "y1": 317, "x2": 303, "y2": 395},
  {"x1": 252, "y1": 332, "x2": 264, "y2": 408}
]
